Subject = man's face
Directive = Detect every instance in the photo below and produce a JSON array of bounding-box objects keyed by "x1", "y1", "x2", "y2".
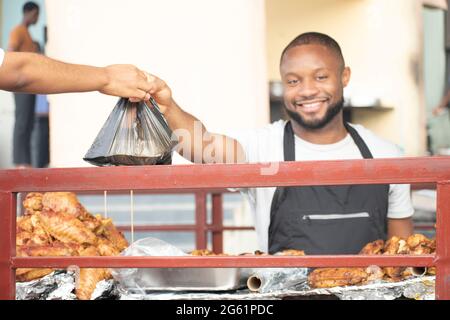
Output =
[
  {"x1": 27, "y1": 9, "x2": 39, "y2": 25},
  {"x1": 280, "y1": 44, "x2": 350, "y2": 130}
]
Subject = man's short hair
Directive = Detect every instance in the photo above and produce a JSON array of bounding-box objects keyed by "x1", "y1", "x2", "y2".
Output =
[
  {"x1": 23, "y1": 1, "x2": 39, "y2": 13},
  {"x1": 280, "y1": 32, "x2": 345, "y2": 69}
]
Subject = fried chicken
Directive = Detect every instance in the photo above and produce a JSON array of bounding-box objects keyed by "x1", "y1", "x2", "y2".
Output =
[
  {"x1": 407, "y1": 234, "x2": 434, "y2": 255},
  {"x1": 359, "y1": 239, "x2": 384, "y2": 255},
  {"x1": 16, "y1": 192, "x2": 129, "y2": 299},
  {"x1": 23, "y1": 193, "x2": 43, "y2": 214},
  {"x1": 76, "y1": 246, "x2": 111, "y2": 300},
  {"x1": 41, "y1": 192, "x2": 89, "y2": 219},
  {"x1": 275, "y1": 249, "x2": 306, "y2": 256},
  {"x1": 37, "y1": 209, "x2": 97, "y2": 245},
  {"x1": 308, "y1": 268, "x2": 369, "y2": 288},
  {"x1": 382, "y1": 236, "x2": 409, "y2": 281},
  {"x1": 99, "y1": 218, "x2": 128, "y2": 252}
]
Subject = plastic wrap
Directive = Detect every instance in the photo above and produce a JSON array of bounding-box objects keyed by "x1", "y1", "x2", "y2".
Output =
[
  {"x1": 84, "y1": 97, "x2": 177, "y2": 166},
  {"x1": 246, "y1": 268, "x2": 308, "y2": 293},
  {"x1": 111, "y1": 238, "x2": 243, "y2": 293}
]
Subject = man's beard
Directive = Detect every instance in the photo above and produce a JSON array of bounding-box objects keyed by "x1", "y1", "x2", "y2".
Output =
[{"x1": 284, "y1": 98, "x2": 344, "y2": 130}]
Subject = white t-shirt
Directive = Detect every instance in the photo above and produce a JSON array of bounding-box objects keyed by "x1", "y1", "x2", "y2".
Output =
[
  {"x1": 0, "y1": 48, "x2": 5, "y2": 67},
  {"x1": 226, "y1": 120, "x2": 414, "y2": 252}
]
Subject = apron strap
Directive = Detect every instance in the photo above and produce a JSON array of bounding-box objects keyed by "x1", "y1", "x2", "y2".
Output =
[{"x1": 283, "y1": 121, "x2": 374, "y2": 160}]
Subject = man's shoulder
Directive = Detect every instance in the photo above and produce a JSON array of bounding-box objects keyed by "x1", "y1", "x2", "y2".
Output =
[{"x1": 349, "y1": 123, "x2": 404, "y2": 158}]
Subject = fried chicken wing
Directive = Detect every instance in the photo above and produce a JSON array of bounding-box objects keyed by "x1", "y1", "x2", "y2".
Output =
[
  {"x1": 23, "y1": 193, "x2": 43, "y2": 214},
  {"x1": 75, "y1": 246, "x2": 111, "y2": 300},
  {"x1": 96, "y1": 238, "x2": 120, "y2": 256},
  {"x1": 382, "y1": 236, "x2": 410, "y2": 281},
  {"x1": 99, "y1": 218, "x2": 128, "y2": 252},
  {"x1": 42, "y1": 192, "x2": 88, "y2": 219},
  {"x1": 308, "y1": 268, "x2": 369, "y2": 288},
  {"x1": 275, "y1": 249, "x2": 306, "y2": 256},
  {"x1": 359, "y1": 239, "x2": 384, "y2": 255},
  {"x1": 407, "y1": 234, "x2": 434, "y2": 255},
  {"x1": 16, "y1": 268, "x2": 54, "y2": 282},
  {"x1": 37, "y1": 209, "x2": 97, "y2": 245}
]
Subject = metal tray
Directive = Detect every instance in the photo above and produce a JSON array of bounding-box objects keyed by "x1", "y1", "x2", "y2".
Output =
[{"x1": 120, "y1": 267, "x2": 244, "y2": 292}]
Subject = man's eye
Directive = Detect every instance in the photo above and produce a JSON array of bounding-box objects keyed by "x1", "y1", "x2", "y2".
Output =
[
  {"x1": 287, "y1": 79, "x2": 298, "y2": 85},
  {"x1": 316, "y1": 76, "x2": 328, "y2": 81}
]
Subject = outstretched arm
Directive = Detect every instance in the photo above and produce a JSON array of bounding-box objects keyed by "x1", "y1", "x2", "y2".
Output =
[
  {"x1": 0, "y1": 51, "x2": 152, "y2": 101},
  {"x1": 143, "y1": 74, "x2": 246, "y2": 164}
]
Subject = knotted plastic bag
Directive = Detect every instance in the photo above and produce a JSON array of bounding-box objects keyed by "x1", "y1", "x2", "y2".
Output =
[{"x1": 84, "y1": 97, "x2": 177, "y2": 166}]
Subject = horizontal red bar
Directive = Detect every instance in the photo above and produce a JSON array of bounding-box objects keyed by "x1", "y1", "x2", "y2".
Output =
[
  {"x1": 1, "y1": 157, "x2": 449, "y2": 192},
  {"x1": 12, "y1": 255, "x2": 435, "y2": 269},
  {"x1": 116, "y1": 225, "x2": 254, "y2": 232}
]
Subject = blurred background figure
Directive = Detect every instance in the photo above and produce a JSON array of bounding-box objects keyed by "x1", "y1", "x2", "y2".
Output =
[
  {"x1": 32, "y1": 39, "x2": 49, "y2": 168},
  {"x1": 8, "y1": 1, "x2": 40, "y2": 168},
  {"x1": 432, "y1": 89, "x2": 450, "y2": 116}
]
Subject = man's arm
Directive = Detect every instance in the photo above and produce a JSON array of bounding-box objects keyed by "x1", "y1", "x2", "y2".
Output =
[
  {"x1": 387, "y1": 217, "x2": 414, "y2": 239},
  {"x1": 145, "y1": 74, "x2": 246, "y2": 164},
  {"x1": 0, "y1": 51, "x2": 152, "y2": 101}
]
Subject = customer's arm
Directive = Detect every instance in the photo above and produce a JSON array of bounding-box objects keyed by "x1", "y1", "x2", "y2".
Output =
[{"x1": 0, "y1": 51, "x2": 152, "y2": 100}]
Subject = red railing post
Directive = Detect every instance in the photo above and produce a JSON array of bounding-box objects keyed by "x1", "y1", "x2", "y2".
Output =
[
  {"x1": 211, "y1": 193, "x2": 224, "y2": 253},
  {"x1": 0, "y1": 192, "x2": 16, "y2": 300},
  {"x1": 195, "y1": 192, "x2": 207, "y2": 249},
  {"x1": 436, "y1": 181, "x2": 450, "y2": 300}
]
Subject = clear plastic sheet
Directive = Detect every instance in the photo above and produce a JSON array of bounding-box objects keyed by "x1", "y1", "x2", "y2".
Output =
[
  {"x1": 112, "y1": 238, "x2": 243, "y2": 293},
  {"x1": 84, "y1": 97, "x2": 177, "y2": 166}
]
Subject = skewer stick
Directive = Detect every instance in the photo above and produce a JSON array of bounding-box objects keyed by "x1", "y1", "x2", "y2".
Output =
[
  {"x1": 103, "y1": 190, "x2": 108, "y2": 218},
  {"x1": 130, "y1": 190, "x2": 134, "y2": 244}
]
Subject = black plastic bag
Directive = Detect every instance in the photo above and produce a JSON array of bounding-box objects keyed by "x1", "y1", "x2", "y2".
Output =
[{"x1": 84, "y1": 97, "x2": 177, "y2": 166}]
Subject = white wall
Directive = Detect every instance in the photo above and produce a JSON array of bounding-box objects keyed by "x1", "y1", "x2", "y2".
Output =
[{"x1": 45, "y1": 0, "x2": 269, "y2": 168}]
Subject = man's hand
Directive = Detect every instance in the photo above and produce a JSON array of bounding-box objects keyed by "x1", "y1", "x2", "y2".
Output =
[{"x1": 100, "y1": 64, "x2": 154, "y2": 101}]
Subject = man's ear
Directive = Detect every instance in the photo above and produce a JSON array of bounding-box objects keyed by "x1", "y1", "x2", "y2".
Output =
[{"x1": 341, "y1": 67, "x2": 351, "y2": 87}]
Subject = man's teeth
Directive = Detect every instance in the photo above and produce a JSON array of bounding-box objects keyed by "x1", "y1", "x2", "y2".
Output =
[{"x1": 302, "y1": 102, "x2": 322, "y2": 108}]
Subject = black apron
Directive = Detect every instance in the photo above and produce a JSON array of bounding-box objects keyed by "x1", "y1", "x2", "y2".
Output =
[{"x1": 268, "y1": 121, "x2": 389, "y2": 255}]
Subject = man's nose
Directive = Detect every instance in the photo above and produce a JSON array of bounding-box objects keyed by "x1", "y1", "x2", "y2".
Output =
[{"x1": 297, "y1": 79, "x2": 320, "y2": 97}]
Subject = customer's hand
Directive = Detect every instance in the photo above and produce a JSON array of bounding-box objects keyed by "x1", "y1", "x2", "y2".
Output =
[{"x1": 100, "y1": 64, "x2": 152, "y2": 101}]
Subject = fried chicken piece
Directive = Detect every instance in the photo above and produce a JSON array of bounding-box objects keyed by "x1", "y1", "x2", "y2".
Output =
[
  {"x1": 96, "y1": 238, "x2": 120, "y2": 256},
  {"x1": 308, "y1": 268, "x2": 369, "y2": 288},
  {"x1": 17, "y1": 242, "x2": 78, "y2": 257},
  {"x1": 37, "y1": 209, "x2": 97, "y2": 245},
  {"x1": 15, "y1": 242, "x2": 78, "y2": 282},
  {"x1": 427, "y1": 267, "x2": 436, "y2": 275},
  {"x1": 359, "y1": 239, "x2": 384, "y2": 255},
  {"x1": 16, "y1": 268, "x2": 54, "y2": 282},
  {"x1": 275, "y1": 249, "x2": 306, "y2": 256},
  {"x1": 383, "y1": 236, "x2": 409, "y2": 255},
  {"x1": 23, "y1": 193, "x2": 43, "y2": 214},
  {"x1": 190, "y1": 249, "x2": 215, "y2": 256},
  {"x1": 42, "y1": 192, "x2": 88, "y2": 219},
  {"x1": 76, "y1": 246, "x2": 111, "y2": 300},
  {"x1": 382, "y1": 236, "x2": 410, "y2": 281},
  {"x1": 17, "y1": 215, "x2": 34, "y2": 233},
  {"x1": 99, "y1": 218, "x2": 128, "y2": 252},
  {"x1": 16, "y1": 231, "x2": 33, "y2": 246},
  {"x1": 407, "y1": 234, "x2": 434, "y2": 255}
]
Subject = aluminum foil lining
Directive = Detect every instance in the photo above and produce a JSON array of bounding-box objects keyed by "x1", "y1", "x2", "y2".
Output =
[
  {"x1": 118, "y1": 276, "x2": 435, "y2": 300},
  {"x1": 16, "y1": 271, "x2": 435, "y2": 300},
  {"x1": 16, "y1": 271, "x2": 76, "y2": 300}
]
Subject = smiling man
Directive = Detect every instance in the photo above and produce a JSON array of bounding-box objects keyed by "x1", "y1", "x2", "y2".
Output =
[{"x1": 141, "y1": 32, "x2": 414, "y2": 254}]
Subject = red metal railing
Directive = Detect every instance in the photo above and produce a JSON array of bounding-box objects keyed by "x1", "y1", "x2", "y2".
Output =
[{"x1": 1, "y1": 157, "x2": 449, "y2": 300}]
